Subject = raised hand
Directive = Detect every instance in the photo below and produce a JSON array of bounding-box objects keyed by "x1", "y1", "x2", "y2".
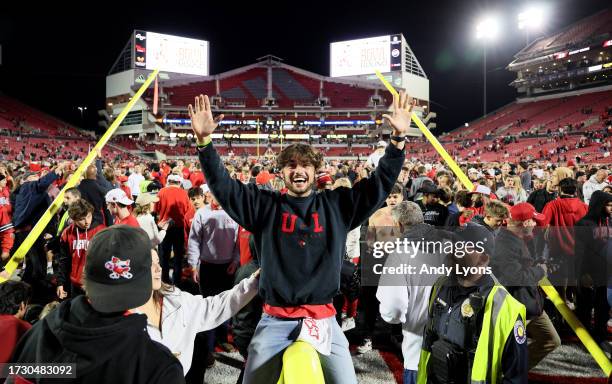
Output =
[
  {"x1": 188, "y1": 94, "x2": 224, "y2": 141},
  {"x1": 382, "y1": 90, "x2": 416, "y2": 137}
]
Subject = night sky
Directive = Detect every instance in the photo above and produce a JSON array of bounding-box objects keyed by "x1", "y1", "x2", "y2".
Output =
[{"x1": 0, "y1": 0, "x2": 609, "y2": 134}]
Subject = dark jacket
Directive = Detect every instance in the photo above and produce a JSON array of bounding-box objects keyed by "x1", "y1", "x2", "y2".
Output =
[
  {"x1": 527, "y1": 189, "x2": 556, "y2": 213},
  {"x1": 198, "y1": 143, "x2": 403, "y2": 307},
  {"x1": 492, "y1": 228, "x2": 545, "y2": 318},
  {"x1": 78, "y1": 179, "x2": 112, "y2": 226},
  {"x1": 11, "y1": 171, "x2": 59, "y2": 229},
  {"x1": 575, "y1": 190, "x2": 612, "y2": 286},
  {"x1": 95, "y1": 159, "x2": 114, "y2": 194},
  {"x1": 9, "y1": 296, "x2": 184, "y2": 384},
  {"x1": 418, "y1": 201, "x2": 448, "y2": 227},
  {"x1": 468, "y1": 215, "x2": 496, "y2": 235}
]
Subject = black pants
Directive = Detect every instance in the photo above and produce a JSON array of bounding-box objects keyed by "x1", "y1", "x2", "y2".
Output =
[
  {"x1": 11, "y1": 230, "x2": 53, "y2": 304},
  {"x1": 576, "y1": 285, "x2": 610, "y2": 342},
  {"x1": 160, "y1": 226, "x2": 185, "y2": 284},
  {"x1": 185, "y1": 261, "x2": 234, "y2": 384},
  {"x1": 199, "y1": 261, "x2": 234, "y2": 345},
  {"x1": 357, "y1": 285, "x2": 380, "y2": 342}
]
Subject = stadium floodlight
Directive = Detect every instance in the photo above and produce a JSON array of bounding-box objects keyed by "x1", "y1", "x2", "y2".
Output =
[
  {"x1": 518, "y1": 6, "x2": 545, "y2": 30},
  {"x1": 77, "y1": 106, "x2": 87, "y2": 120},
  {"x1": 475, "y1": 15, "x2": 499, "y2": 116},
  {"x1": 475, "y1": 16, "x2": 500, "y2": 41}
]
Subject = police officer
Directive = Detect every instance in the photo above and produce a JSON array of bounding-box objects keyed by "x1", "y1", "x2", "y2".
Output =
[{"x1": 417, "y1": 224, "x2": 528, "y2": 384}]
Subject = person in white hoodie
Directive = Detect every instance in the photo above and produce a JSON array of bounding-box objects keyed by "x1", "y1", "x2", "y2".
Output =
[
  {"x1": 132, "y1": 249, "x2": 259, "y2": 380},
  {"x1": 376, "y1": 201, "x2": 450, "y2": 384},
  {"x1": 583, "y1": 168, "x2": 609, "y2": 205}
]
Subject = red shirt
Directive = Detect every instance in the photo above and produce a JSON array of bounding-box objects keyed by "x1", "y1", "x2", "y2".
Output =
[
  {"x1": 155, "y1": 186, "x2": 191, "y2": 229},
  {"x1": 189, "y1": 171, "x2": 205, "y2": 188},
  {"x1": 256, "y1": 171, "x2": 273, "y2": 186},
  {"x1": 238, "y1": 226, "x2": 253, "y2": 266},
  {"x1": 0, "y1": 315, "x2": 31, "y2": 363},
  {"x1": 542, "y1": 197, "x2": 588, "y2": 254},
  {"x1": 263, "y1": 304, "x2": 336, "y2": 319},
  {"x1": 115, "y1": 214, "x2": 140, "y2": 227},
  {"x1": 120, "y1": 185, "x2": 132, "y2": 199}
]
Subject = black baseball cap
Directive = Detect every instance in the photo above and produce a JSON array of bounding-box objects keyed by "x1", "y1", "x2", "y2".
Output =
[
  {"x1": 418, "y1": 181, "x2": 442, "y2": 195},
  {"x1": 84, "y1": 225, "x2": 152, "y2": 313},
  {"x1": 457, "y1": 223, "x2": 496, "y2": 257}
]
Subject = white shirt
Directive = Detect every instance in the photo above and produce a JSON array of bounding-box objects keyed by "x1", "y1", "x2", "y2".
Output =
[
  {"x1": 345, "y1": 226, "x2": 361, "y2": 260},
  {"x1": 376, "y1": 230, "x2": 448, "y2": 370},
  {"x1": 366, "y1": 149, "x2": 385, "y2": 169},
  {"x1": 142, "y1": 276, "x2": 258, "y2": 373},
  {"x1": 136, "y1": 213, "x2": 166, "y2": 247},
  {"x1": 127, "y1": 173, "x2": 145, "y2": 197}
]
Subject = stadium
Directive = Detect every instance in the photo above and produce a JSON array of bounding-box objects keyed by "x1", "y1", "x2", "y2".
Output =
[{"x1": 0, "y1": 3, "x2": 611, "y2": 384}]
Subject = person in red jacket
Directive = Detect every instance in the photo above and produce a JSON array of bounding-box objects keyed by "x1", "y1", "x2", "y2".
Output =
[
  {"x1": 105, "y1": 188, "x2": 139, "y2": 227},
  {"x1": 189, "y1": 163, "x2": 206, "y2": 188},
  {"x1": 0, "y1": 280, "x2": 32, "y2": 363},
  {"x1": 156, "y1": 173, "x2": 192, "y2": 284},
  {"x1": 0, "y1": 173, "x2": 14, "y2": 263},
  {"x1": 541, "y1": 177, "x2": 588, "y2": 305},
  {"x1": 57, "y1": 199, "x2": 106, "y2": 299}
]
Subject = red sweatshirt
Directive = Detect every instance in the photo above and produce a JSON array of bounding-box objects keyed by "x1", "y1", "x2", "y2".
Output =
[
  {"x1": 155, "y1": 186, "x2": 191, "y2": 229},
  {"x1": 238, "y1": 226, "x2": 253, "y2": 266},
  {"x1": 0, "y1": 186, "x2": 14, "y2": 254},
  {"x1": 0, "y1": 315, "x2": 31, "y2": 363},
  {"x1": 542, "y1": 197, "x2": 588, "y2": 255},
  {"x1": 189, "y1": 171, "x2": 205, "y2": 188},
  {"x1": 59, "y1": 221, "x2": 106, "y2": 287}
]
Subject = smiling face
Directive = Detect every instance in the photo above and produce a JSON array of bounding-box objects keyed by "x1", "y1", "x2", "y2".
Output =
[
  {"x1": 282, "y1": 159, "x2": 316, "y2": 197},
  {"x1": 151, "y1": 249, "x2": 162, "y2": 291}
]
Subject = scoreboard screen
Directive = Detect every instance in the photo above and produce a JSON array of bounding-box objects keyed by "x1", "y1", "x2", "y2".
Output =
[
  {"x1": 330, "y1": 34, "x2": 402, "y2": 77},
  {"x1": 134, "y1": 31, "x2": 209, "y2": 76}
]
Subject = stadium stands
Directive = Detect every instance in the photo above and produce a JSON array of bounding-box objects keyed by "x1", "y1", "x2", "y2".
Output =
[
  {"x1": 519, "y1": 9, "x2": 612, "y2": 57},
  {"x1": 0, "y1": 96, "x2": 83, "y2": 137}
]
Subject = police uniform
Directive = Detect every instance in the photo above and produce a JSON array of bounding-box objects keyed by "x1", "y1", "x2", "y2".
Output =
[{"x1": 417, "y1": 274, "x2": 528, "y2": 384}]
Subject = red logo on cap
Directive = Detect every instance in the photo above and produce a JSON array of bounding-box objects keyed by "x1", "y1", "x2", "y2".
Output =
[{"x1": 105, "y1": 257, "x2": 133, "y2": 279}]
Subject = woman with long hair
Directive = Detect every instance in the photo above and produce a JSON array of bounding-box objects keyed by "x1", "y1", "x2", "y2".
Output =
[
  {"x1": 134, "y1": 193, "x2": 167, "y2": 247},
  {"x1": 512, "y1": 175, "x2": 529, "y2": 203},
  {"x1": 131, "y1": 249, "x2": 259, "y2": 380},
  {"x1": 496, "y1": 175, "x2": 528, "y2": 204}
]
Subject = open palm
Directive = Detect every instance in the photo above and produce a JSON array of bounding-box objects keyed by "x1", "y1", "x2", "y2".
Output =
[
  {"x1": 188, "y1": 94, "x2": 224, "y2": 141},
  {"x1": 382, "y1": 90, "x2": 415, "y2": 136}
]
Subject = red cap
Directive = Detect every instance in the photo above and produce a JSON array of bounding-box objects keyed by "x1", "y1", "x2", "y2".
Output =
[
  {"x1": 317, "y1": 174, "x2": 333, "y2": 189},
  {"x1": 567, "y1": 160, "x2": 576, "y2": 167},
  {"x1": 510, "y1": 202, "x2": 545, "y2": 223}
]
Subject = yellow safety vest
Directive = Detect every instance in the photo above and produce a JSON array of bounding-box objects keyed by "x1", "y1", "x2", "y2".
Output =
[
  {"x1": 56, "y1": 211, "x2": 70, "y2": 236},
  {"x1": 140, "y1": 180, "x2": 153, "y2": 194},
  {"x1": 417, "y1": 277, "x2": 526, "y2": 384}
]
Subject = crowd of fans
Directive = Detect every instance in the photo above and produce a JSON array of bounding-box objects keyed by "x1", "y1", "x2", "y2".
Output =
[{"x1": 0, "y1": 109, "x2": 611, "y2": 383}]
